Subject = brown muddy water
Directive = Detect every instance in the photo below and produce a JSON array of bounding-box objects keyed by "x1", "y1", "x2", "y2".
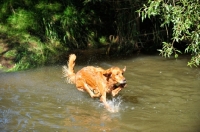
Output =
[{"x1": 0, "y1": 54, "x2": 200, "y2": 132}]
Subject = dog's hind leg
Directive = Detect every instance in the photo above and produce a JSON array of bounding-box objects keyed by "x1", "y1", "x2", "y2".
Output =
[{"x1": 83, "y1": 83, "x2": 101, "y2": 98}]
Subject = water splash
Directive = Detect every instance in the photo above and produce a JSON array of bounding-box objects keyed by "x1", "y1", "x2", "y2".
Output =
[{"x1": 99, "y1": 96, "x2": 123, "y2": 112}]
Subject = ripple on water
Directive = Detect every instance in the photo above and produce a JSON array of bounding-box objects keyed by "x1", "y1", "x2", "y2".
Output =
[{"x1": 0, "y1": 56, "x2": 200, "y2": 131}]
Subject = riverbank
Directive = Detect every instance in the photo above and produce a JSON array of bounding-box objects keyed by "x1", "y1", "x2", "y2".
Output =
[
  {"x1": 0, "y1": 35, "x2": 15, "y2": 69},
  {"x1": 0, "y1": 32, "x2": 138, "y2": 72},
  {"x1": 0, "y1": 32, "x2": 196, "y2": 72},
  {"x1": 0, "y1": 32, "x2": 67, "y2": 72}
]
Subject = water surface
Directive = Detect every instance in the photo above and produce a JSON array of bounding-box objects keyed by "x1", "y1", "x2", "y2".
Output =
[{"x1": 0, "y1": 54, "x2": 200, "y2": 131}]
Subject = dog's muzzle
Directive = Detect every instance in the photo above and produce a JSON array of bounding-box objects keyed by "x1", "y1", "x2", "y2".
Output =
[
  {"x1": 114, "y1": 79, "x2": 127, "y2": 88},
  {"x1": 120, "y1": 79, "x2": 126, "y2": 84}
]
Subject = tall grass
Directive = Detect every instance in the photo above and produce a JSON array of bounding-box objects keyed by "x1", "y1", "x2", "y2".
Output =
[{"x1": 0, "y1": 2, "x2": 67, "y2": 71}]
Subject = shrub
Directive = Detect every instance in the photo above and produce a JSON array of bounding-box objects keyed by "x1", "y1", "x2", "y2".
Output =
[{"x1": 138, "y1": 0, "x2": 200, "y2": 67}]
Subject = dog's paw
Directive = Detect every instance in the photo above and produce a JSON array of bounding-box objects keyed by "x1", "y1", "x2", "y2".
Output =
[{"x1": 107, "y1": 107, "x2": 119, "y2": 113}]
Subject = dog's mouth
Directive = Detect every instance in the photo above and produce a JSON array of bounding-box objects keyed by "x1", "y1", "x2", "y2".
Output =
[{"x1": 114, "y1": 82, "x2": 127, "y2": 89}]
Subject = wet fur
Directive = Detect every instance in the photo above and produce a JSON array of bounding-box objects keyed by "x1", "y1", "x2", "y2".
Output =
[{"x1": 62, "y1": 54, "x2": 127, "y2": 112}]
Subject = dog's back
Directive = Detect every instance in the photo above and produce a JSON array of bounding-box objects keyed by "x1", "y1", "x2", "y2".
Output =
[{"x1": 75, "y1": 66, "x2": 107, "y2": 96}]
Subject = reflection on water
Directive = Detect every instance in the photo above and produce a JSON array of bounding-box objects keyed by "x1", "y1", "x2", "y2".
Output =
[{"x1": 0, "y1": 54, "x2": 200, "y2": 131}]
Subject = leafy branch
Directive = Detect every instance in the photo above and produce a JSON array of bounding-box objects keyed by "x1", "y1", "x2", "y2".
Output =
[{"x1": 138, "y1": 0, "x2": 200, "y2": 67}]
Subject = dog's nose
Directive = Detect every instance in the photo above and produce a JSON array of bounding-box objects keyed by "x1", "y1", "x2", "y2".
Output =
[{"x1": 122, "y1": 79, "x2": 126, "y2": 84}]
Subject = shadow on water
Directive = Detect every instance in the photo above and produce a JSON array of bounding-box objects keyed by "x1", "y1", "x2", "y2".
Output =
[{"x1": 0, "y1": 54, "x2": 200, "y2": 131}]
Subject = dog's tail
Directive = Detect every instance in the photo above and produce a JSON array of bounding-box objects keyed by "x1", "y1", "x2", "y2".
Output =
[{"x1": 62, "y1": 54, "x2": 76, "y2": 84}]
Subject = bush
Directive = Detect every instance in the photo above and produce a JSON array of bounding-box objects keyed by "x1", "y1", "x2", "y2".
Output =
[
  {"x1": 138, "y1": 0, "x2": 200, "y2": 67},
  {"x1": 7, "y1": 9, "x2": 37, "y2": 31}
]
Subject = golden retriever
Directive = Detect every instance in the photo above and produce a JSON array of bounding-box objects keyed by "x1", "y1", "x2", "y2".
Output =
[{"x1": 62, "y1": 54, "x2": 127, "y2": 112}]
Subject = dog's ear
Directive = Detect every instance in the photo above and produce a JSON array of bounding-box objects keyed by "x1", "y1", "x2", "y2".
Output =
[
  {"x1": 103, "y1": 69, "x2": 112, "y2": 77},
  {"x1": 123, "y1": 66, "x2": 126, "y2": 72}
]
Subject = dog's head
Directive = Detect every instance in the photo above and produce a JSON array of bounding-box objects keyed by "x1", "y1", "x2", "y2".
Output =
[{"x1": 103, "y1": 66, "x2": 126, "y2": 85}]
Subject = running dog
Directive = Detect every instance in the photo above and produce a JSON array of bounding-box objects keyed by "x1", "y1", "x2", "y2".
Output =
[{"x1": 62, "y1": 54, "x2": 127, "y2": 112}]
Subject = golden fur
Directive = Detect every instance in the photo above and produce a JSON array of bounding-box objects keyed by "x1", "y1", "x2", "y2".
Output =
[{"x1": 63, "y1": 54, "x2": 127, "y2": 112}]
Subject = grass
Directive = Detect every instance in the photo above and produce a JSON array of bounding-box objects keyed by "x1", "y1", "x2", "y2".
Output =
[{"x1": 0, "y1": 24, "x2": 67, "y2": 72}]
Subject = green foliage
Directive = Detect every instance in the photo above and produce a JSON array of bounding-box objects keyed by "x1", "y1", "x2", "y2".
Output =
[
  {"x1": 61, "y1": 6, "x2": 81, "y2": 48},
  {"x1": 157, "y1": 42, "x2": 182, "y2": 59},
  {"x1": 0, "y1": 0, "x2": 98, "y2": 71},
  {"x1": 0, "y1": 24, "x2": 65, "y2": 71},
  {"x1": 35, "y1": 2, "x2": 63, "y2": 42},
  {"x1": 99, "y1": 36, "x2": 107, "y2": 45},
  {"x1": 0, "y1": 2, "x2": 10, "y2": 21},
  {"x1": 35, "y1": 1, "x2": 62, "y2": 12},
  {"x1": 3, "y1": 0, "x2": 198, "y2": 71},
  {"x1": 43, "y1": 17, "x2": 59, "y2": 42},
  {"x1": 139, "y1": 0, "x2": 200, "y2": 67},
  {"x1": 7, "y1": 9, "x2": 37, "y2": 31},
  {"x1": 4, "y1": 49, "x2": 17, "y2": 58},
  {"x1": 61, "y1": 5, "x2": 93, "y2": 49}
]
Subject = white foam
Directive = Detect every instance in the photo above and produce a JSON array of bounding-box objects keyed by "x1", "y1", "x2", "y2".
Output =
[{"x1": 99, "y1": 96, "x2": 123, "y2": 112}]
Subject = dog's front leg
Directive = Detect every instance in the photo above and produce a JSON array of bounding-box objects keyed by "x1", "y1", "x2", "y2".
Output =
[
  {"x1": 111, "y1": 88, "x2": 122, "y2": 96},
  {"x1": 100, "y1": 93, "x2": 114, "y2": 112}
]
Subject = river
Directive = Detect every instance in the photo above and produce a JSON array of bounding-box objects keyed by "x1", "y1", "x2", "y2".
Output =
[{"x1": 0, "y1": 54, "x2": 200, "y2": 131}]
